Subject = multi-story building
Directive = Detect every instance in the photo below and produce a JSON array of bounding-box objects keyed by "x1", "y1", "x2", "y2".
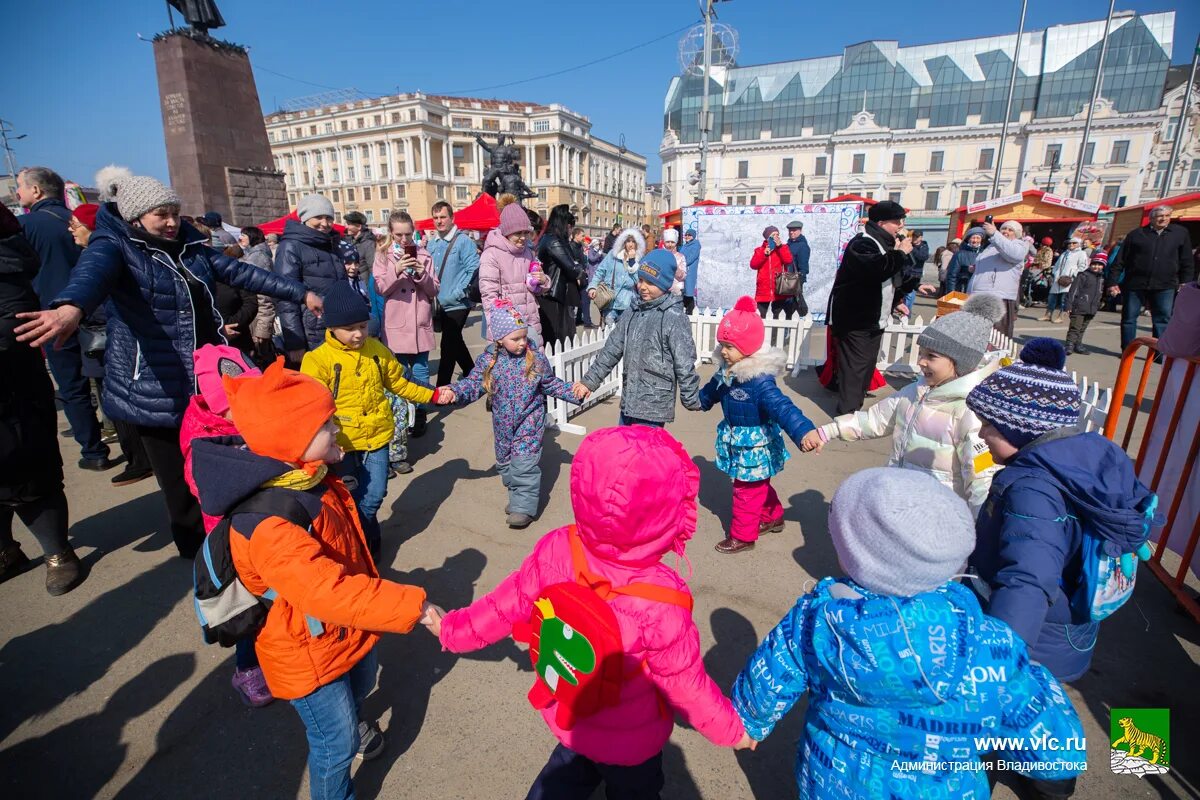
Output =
[
  {"x1": 1143, "y1": 65, "x2": 1200, "y2": 199},
  {"x1": 661, "y1": 12, "x2": 1182, "y2": 239},
  {"x1": 264, "y1": 93, "x2": 645, "y2": 237}
]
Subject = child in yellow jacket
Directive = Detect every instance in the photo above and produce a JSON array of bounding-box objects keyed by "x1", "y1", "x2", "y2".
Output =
[{"x1": 302, "y1": 282, "x2": 452, "y2": 558}]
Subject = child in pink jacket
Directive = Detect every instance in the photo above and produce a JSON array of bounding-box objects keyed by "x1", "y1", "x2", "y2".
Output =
[
  {"x1": 439, "y1": 426, "x2": 750, "y2": 797},
  {"x1": 179, "y1": 344, "x2": 272, "y2": 708}
]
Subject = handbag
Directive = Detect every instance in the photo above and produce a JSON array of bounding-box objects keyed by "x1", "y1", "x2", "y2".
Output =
[
  {"x1": 1057, "y1": 275, "x2": 1074, "y2": 288},
  {"x1": 592, "y1": 259, "x2": 618, "y2": 313},
  {"x1": 77, "y1": 322, "x2": 107, "y2": 358},
  {"x1": 431, "y1": 231, "x2": 461, "y2": 333},
  {"x1": 775, "y1": 268, "x2": 803, "y2": 298}
]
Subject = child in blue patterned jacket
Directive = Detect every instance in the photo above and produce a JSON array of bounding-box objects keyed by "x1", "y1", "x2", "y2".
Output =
[
  {"x1": 699, "y1": 297, "x2": 817, "y2": 555},
  {"x1": 732, "y1": 468, "x2": 1086, "y2": 800},
  {"x1": 447, "y1": 298, "x2": 579, "y2": 529}
]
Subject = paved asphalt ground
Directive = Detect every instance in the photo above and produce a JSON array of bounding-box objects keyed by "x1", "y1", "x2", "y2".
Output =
[{"x1": 1, "y1": 297, "x2": 1195, "y2": 799}]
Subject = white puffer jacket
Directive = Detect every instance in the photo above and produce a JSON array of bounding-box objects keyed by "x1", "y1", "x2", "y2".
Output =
[{"x1": 819, "y1": 358, "x2": 1002, "y2": 515}]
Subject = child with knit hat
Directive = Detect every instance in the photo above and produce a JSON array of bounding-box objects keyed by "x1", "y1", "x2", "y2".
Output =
[
  {"x1": 1063, "y1": 250, "x2": 1108, "y2": 355},
  {"x1": 803, "y1": 293, "x2": 1006, "y2": 515},
  {"x1": 301, "y1": 281, "x2": 453, "y2": 558},
  {"x1": 966, "y1": 338, "x2": 1155, "y2": 682},
  {"x1": 572, "y1": 248, "x2": 701, "y2": 426},
  {"x1": 444, "y1": 298, "x2": 579, "y2": 528},
  {"x1": 733, "y1": 467, "x2": 1087, "y2": 800},
  {"x1": 190, "y1": 358, "x2": 443, "y2": 796},
  {"x1": 698, "y1": 297, "x2": 817, "y2": 554}
]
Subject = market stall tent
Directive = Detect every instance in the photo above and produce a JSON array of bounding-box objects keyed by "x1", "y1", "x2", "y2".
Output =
[
  {"x1": 255, "y1": 211, "x2": 346, "y2": 236},
  {"x1": 1109, "y1": 192, "x2": 1200, "y2": 244},
  {"x1": 660, "y1": 199, "x2": 724, "y2": 229},
  {"x1": 413, "y1": 192, "x2": 499, "y2": 232},
  {"x1": 949, "y1": 189, "x2": 1108, "y2": 246}
]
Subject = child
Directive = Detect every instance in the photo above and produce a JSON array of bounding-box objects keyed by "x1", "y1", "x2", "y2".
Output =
[
  {"x1": 1063, "y1": 251, "x2": 1107, "y2": 355},
  {"x1": 446, "y1": 298, "x2": 579, "y2": 529},
  {"x1": 437, "y1": 426, "x2": 751, "y2": 797},
  {"x1": 966, "y1": 338, "x2": 1155, "y2": 682},
  {"x1": 179, "y1": 344, "x2": 272, "y2": 707},
  {"x1": 802, "y1": 293, "x2": 1005, "y2": 515},
  {"x1": 733, "y1": 467, "x2": 1086, "y2": 800},
  {"x1": 301, "y1": 281, "x2": 451, "y2": 558},
  {"x1": 699, "y1": 297, "x2": 817, "y2": 554},
  {"x1": 573, "y1": 249, "x2": 701, "y2": 427},
  {"x1": 190, "y1": 359, "x2": 442, "y2": 799}
]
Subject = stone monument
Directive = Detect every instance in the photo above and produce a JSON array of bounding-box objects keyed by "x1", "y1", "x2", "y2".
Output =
[{"x1": 153, "y1": 1, "x2": 286, "y2": 224}]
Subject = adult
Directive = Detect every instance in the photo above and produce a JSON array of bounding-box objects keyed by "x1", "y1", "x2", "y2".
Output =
[
  {"x1": 947, "y1": 228, "x2": 984, "y2": 294},
  {"x1": 937, "y1": 238, "x2": 960, "y2": 297},
  {"x1": 826, "y1": 201, "x2": 927, "y2": 415},
  {"x1": 749, "y1": 225, "x2": 794, "y2": 317},
  {"x1": 374, "y1": 210, "x2": 438, "y2": 439},
  {"x1": 15, "y1": 174, "x2": 320, "y2": 559},
  {"x1": 237, "y1": 225, "x2": 277, "y2": 365},
  {"x1": 570, "y1": 227, "x2": 594, "y2": 328},
  {"x1": 479, "y1": 201, "x2": 549, "y2": 340},
  {"x1": 589, "y1": 228, "x2": 642, "y2": 325},
  {"x1": 1035, "y1": 237, "x2": 1055, "y2": 272},
  {"x1": 275, "y1": 194, "x2": 346, "y2": 361},
  {"x1": 67, "y1": 204, "x2": 154, "y2": 488},
  {"x1": 968, "y1": 220, "x2": 1033, "y2": 338},
  {"x1": 0, "y1": 205, "x2": 86, "y2": 594},
  {"x1": 15, "y1": 166, "x2": 113, "y2": 470},
  {"x1": 641, "y1": 223, "x2": 656, "y2": 251},
  {"x1": 680, "y1": 225, "x2": 701, "y2": 313},
  {"x1": 1107, "y1": 205, "x2": 1195, "y2": 350},
  {"x1": 343, "y1": 210, "x2": 377, "y2": 273},
  {"x1": 785, "y1": 221, "x2": 810, "y2": 317},
  {"x1": 1044, "y1": 237, "x2": 1086, "y2": 323},
  {"x1": 661, "y1": 229, "x2": 688, "y2": 297},
  {"x1": 602, "y1": 222, "x2": 621, "y2": 254},
  {"x1": 199, "y1": 211, "x2": 236, "y2": 247},
  {"x1": 535, "y1": 204, "x2": 583, "y2": 346},
  {"x1": 215, "y1": 245, "x2": 259, "y2": 353},
  {"x1": 427, "y1": 201, "x2": 480, "y2": 385},
  {"x1": 899, "y1": 230, "x2": 929, "y2": 320}
]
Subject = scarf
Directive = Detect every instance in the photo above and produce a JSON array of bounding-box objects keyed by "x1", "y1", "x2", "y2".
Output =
[{"x1": 261, "y1": 463, "x2": 329, "y2": 491}]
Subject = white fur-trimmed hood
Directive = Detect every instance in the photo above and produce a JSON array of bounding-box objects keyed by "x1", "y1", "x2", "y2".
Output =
[
  {"x1": 610, "y1": 227, "x2": 646, "y2": 263},
  {"x1": 713, "y1": 345, "x2": 787, "y2": 380}
]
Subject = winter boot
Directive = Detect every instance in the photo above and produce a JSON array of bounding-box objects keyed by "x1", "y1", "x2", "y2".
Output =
[
  {"x1": 0, "y1": 543, "x2": 31, "y2": 584},
  {"x1": 44, "y1": 549, "x2": 87, "y2": 596}
]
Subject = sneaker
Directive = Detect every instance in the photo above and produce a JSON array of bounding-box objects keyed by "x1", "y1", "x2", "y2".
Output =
[
  {"x1": 231, "y1": 666, "x2": 275, "y2": 708},
  {"x1": 392, "y1": 461, "x2": 413, "y2": 475},
  {"x1": 1074, "y1": 345, "x2": 1089, "y2": 355},
  {"x1": 506, "y1": 512, "x2": 533, "y2": 529},
  {"x1": 357, "y1": 721, "x2": 385, "y2": 761},
  {"x1": 111, "y1": 465, "x2": 153, "y2": 487},
  {"x1": 0, "y1": 543, "x2": 32, "y2": 584},
  {"x1": 758, "y1": 518, "x2": 784, "y2": 535},
  {"x1": 45, "y1": 549, "x2": 87, "y2": 596},
  {"x1": 715, "y1": 537, "x2": 755, "y2": 554}
]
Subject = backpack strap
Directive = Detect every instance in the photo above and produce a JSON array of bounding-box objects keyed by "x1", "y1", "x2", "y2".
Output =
[{"x1": 566, "y1": 525, "x2": 693, "y2": 611}]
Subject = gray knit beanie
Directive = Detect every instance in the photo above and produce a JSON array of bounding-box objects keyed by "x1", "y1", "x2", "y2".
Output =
[
  {"x1": 917, "y1": 293, "x2": 1005, "y2": 373},
  {"x1": 297, "y1": 193, "x2": 335, "y2": 223},
  {"x1": 830, "y1": 468, "x2": 975, "y2": 597},
  {"x1": 112, "y1": 176, "x2": 181, "y2": 223}
]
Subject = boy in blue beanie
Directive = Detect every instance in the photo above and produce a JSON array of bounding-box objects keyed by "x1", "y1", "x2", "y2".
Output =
[
  {"x1": 965, "y1": 337, "x2": 1155, "y2": 683},
  {"x1": 572, "y1": 249, "x2": 701, "y2": 426}
]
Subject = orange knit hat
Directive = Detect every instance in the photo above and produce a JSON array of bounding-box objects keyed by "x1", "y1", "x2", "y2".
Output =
[{"x1": 223, "y1": 357, "x2": 336, "y2": 464}]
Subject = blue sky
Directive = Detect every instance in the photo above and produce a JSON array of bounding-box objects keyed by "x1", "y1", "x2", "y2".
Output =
[{"x1": 3, "y1": 0, "x2": 1196, "y2": 188}]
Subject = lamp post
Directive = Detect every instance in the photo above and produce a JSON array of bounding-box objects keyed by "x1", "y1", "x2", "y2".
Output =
[
  {"x1": 616, "y1": 133, "x2": 626, "y2": 226},
  {"x1": 797, "y1": 174, "x2": 806, "y2": 204},
  {"x1": 992, "y1": 0, "x2": 1028, "y2": 198},
  {"x1": 1072, "y1": 0, "x2": 1117, "y2": 200},
  {"x1": 0, "y1": 119, "x2": 27, "y2": 182}
]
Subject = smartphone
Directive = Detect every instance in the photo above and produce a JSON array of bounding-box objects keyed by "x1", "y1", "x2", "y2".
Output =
[
  {"x1": 985, "y1": 214, "x2": 994, "y2": 224},
  {"x1": 403, "y1": 243, "x2": 418, "y2": 258}
]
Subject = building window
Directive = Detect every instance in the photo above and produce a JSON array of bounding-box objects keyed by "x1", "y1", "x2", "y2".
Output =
[
  {"x1": 726, "y1": 195, "x2": 734, "y2": 205},
  {"x1": 864, "y1": 191, "x2": 874, "y2": 200},
  {"x1": 456, "y1": 185, "x2": 470, "y2": 201},
  {"x1": 1189, "y1": 159, "x2": 1200, "y2": 188},
  {"x1": 1165, "y1": 119, "x2": 1178, "y2": 142},
  {"x1": 749, "y1": 195, "x2": 757, "y2": 205},
  {"x1": 510, "y1": 121, "x2": 526, "y2": 132},
  {"x1": 960, "y1": 189, "x2": 970, "y2": 206},
  {"x1": 396, "y1": 160, "x2": 406, "y2": 177},
  {"x1": 1111, "y1": 140, "x2": 1129, "y2": 164},
  {"x1": 346, "y1": 188, "x2": 355, "y2": 202},
  {"x1": 888, "y1": 192, "x2": 902, "y2": 204},
  {"x1": 363, "y1": 187, "x2": 372, "y2": 201},
  {"x1": 396, "y1": 184, "x2": 406, "y2": 199},
  {"x1": 929, "y1": 151, "x2": 944, "y2": 172},
  {"x1": 365, "y1": 210, "x2": 374, "y2": 222},
  {"x1": 851, "y1": 154, "x2": 865, "y2": 174},
  {"x1": 332, "y1": 189, "x2": 340, "y2": 202},
  {"x1": 482, "y1": 118, "x2": 500, "y2": 131},
  {"x1": 340, "y1": 120, "x2": 349, "y2": 131},
  {"x1": 736, "y1": 195, "x2": 746, "y2": 204},
  {"x1": 373, "y1": 114, "x2": 382, "y2": 127},
  {"x1": 924, "y1": 190, "x2": 939, "y2": 210},
  {"x1": 408, "y1": 109, "x2": 417, "y2": 121},
  {"x1": 429, "y1": 114, "x2": 443, "y2": 126},
  {"x1": 811, "y1": 192, "x2": 824, "y2": 203},
  {"x1": 1044, "y1": 144, "x2": 1062, "y2": 168},
  {"x1": 1153, "y1": 160, "x2": 1169, "y2": 189},
  {"x1": 891, "y1": 153, "x2": 905, "y2": 173},
  {"x1": 814, "y1": 156, "x2": 827, "y2": 176},
  {"x1": 379, "y1": 185, "x2": 389, "y2": 200},
  {"x1": 978, "y1": 148, "x2": 995, "y2": 170},
  {"x1": 363, "y1": 166, "x2": 372, "y2": 179},
  {"x1": 322, "y1": 123, "x2": 332, "y2": 134},
  {"x1": 380, "y1": 163, "x2": 389, "y2": 178},
  {"x1": 335, "y1": 212, "x2": 342, "y2": 223},
  {"x1": 309, "y1": 125, "x2": 317, "y2": 135},
  {"x1": 1101, "y1": 184, "x2": 1120, "y2": 206},
  {"x1": 737, "y1": 161, "x2": 748, "y2": 179},
  {"x1": 288, "y1": 193, "x2": 296, "y2": 206},
  {"x1": 1082, "y1": 142, "x2": 1095, "y2": 166},
  {"x1": 782, "y1": 158, "x2": 793, "y2": 178},
  {"x1": 779, "y1": 193, "x2": 791, "y2": 205},
  {"x1": 973, "y1": 189, "x2": 988, "y2": 203},
  {"x1": 537, "y1": 188, "x2": 547, "y2": 200},
  {"x1": 452, "y1": 116, "x2": 473, "y2": 130},
  {"x1": 381, "y1": 208, "x2": 390, "y2": 220},
  {"x1": 391, "y1": 112, "x2": 400, "y2": 124},
  {"x1": 360, "y1": 144, "x2": 370, "y2": 157},
  {"x1": 356, "y1": 118, "x2": 364, "y2": 129},
  {"x1": 533, "y1": 119, "x2": 551, "y2": 132}
]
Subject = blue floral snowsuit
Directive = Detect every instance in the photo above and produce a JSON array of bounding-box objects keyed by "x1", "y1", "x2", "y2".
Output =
[{"x1": 450, "y1": 343, "x2": 578, "y2": 516}]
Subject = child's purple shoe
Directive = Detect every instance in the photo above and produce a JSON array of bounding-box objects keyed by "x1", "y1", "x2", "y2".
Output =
[{"x1": 231, "y1": 667, "x2": 274, "y2": 708}]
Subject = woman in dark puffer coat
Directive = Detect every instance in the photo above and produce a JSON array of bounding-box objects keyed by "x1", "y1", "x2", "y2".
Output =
[
  {"x1": 274, "y1": 194, "x2": 346, "y2": 358},
  {"x1": 535, "y1": 204, "x2": 582, "y2": 346}
]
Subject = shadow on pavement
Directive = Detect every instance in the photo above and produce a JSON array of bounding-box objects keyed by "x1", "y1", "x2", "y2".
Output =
[
  {"x1": 71, "y1": 490, "x2": 173, "y2": 559},
  {"x1": 787, "y1": 489, "x2": 837, "y2": 581},
  {"x1": 0, "y1": 653, "x2": 196, "y2": 799},
  {"x1": 382, "y1": 457, "x2": 492, "y2": 552}
]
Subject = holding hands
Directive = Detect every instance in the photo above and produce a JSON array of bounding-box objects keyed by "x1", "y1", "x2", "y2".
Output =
[
  {"x1": 734, "y1": 733, "x2": 759, "y2": 751},
  {"x1": 419, "y1": 601, "x2": 446, "y2": 637},
  {"x1": 571, "y1": 382, "x2": 592, "y2": 401},
  {"x1": 434, "y1": 386, "x2": 457, "y2": 405},
  {"x1": 800, "y1": 430, "x2": 824, "y2": 453}
]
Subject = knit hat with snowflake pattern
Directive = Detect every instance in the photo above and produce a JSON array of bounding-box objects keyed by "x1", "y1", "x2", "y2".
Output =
[{"x1": 966, "y1": 338, "x2": 1080, "y2": 448}]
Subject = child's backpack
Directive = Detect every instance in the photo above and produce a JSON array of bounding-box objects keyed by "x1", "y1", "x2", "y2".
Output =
[
  {"x1": 1068, "y1": 493, "x2": 1158, "y2": 622},
  {"x1": 193, "y1": 489, "x2": 316, "y2": 647},
  {"x1": 512, "y1": 525, "x2": 693, "y2": 730}
]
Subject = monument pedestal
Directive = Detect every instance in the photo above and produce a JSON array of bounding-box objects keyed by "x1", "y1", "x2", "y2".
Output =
[{"x1": 154, "y1": 32, "x2": 286, "y2": 225}]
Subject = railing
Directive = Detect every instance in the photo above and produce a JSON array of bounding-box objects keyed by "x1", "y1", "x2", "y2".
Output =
[
  {"x1": 692, "y1": 308, "x2": 807, "y2": 369},
  {"x1": 543, "y1": 325, "x2": 621, "y2": 435},
  {"x1": 1104, "y1": 337, "x2": 1200, "y2": 623}
]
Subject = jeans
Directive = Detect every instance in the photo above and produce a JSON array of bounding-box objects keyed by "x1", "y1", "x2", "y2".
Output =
[
  {"x1": 290, "y1": 648, "x2": 378, "y2": 800},
  {"x1": 136, "y1": 424, "x2": 205, "y2": 558},
  {"x1": 731, "y1": 478, "x2": 783, "y2": 542},
  {"x1": 618, "y1": 414, "x2": 665, "y2": 428},
  {"x1": 0, "y1": 491, "x2": 70, "y2": 558},
  {"x1": 335, "y1": 447, "x2": 390, "y2": 559},
  {"x1": 499, "y1": 454, "x2": 542, "y2": 517},
  {"x1": 1119, "y1": 288, "x2": 1176, "y2": 351},
  {"x1": 1046, "y1": 291, "x2": 1069, "y2": 316},
  {"x1": 526, "y1": 743, "x2": 664, "y2": 800},
  {"x1": 577, "y1": 292, "x2": 594, "y2": 327},
  {"x1": 436, "y1": 308, "x2": 475, "y2": 385},
  {"x1": 902, "y1": 290, "x2": 915, "y2": 316},
  {"x1": 394, "y1": 352, "x2": 430, "y2": 388},
  {"x1": 44, "y1": 339, "x2": 109, "y2": 461}
]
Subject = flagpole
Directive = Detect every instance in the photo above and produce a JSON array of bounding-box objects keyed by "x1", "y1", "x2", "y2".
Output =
[
  {"x1": 1072, "y1": 0, "x2": 1117, "y2": 200},
  {"x1": 993, "y1": 0, "x2": 1028, "y2": 198}
]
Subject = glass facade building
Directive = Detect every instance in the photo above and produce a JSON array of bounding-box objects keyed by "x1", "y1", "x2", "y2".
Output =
[{"x1": 664, "y1": 12, "x2": 1173, "y2": 142}]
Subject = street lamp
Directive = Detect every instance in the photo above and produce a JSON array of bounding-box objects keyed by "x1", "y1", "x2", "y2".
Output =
[
  {"x1": 616, "y1": 133, "x2": 626, "y2": 226},
  {"x1": 797, "y1": 174, "x2": 806, "y2": 204},
  {"x1": 0, "y1": 119, "x2": 27, "y2": 181}
]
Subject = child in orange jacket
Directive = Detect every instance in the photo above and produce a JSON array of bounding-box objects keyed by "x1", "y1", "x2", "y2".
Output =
[{"x1": 190, "y1": 358, "x2": 443, "y2": 800}]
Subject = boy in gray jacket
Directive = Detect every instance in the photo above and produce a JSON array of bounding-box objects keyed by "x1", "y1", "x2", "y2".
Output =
[{"x1": 573, "y1": 250, "x2": 700, "y2": 426}]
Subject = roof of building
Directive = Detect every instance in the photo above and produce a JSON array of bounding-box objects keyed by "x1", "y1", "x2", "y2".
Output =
[
  {"x1": 267, "y1": 92, "x2": 554, "y2": 121},
  {"x1": 1164, "y1": 65, "x2": 1191, "y2": 95}
]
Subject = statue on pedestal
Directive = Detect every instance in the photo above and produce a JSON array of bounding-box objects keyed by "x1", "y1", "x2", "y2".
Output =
[
  {"x1": 168, "y1": 0, "x2": 226, "y2": 34},
  {"x1": 476, "y1": 133, "x2": 536, "y2": 200}
]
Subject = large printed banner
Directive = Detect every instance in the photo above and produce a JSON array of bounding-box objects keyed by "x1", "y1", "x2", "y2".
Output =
[{"x1": 682, "y1": 202, "x2": 862, "y2": 322}]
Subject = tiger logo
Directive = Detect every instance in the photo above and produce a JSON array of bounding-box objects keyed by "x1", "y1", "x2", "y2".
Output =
[{"x1": 1113, "y1": 717, "x2": 1168, "y2": 765}]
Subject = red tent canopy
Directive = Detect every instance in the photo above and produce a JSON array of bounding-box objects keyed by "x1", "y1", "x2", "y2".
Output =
[
  {"x1": 414, "y1": 192, "x2": 499, "y2": 232},
  {"x1": 825, "y1": 193, "x2": 878, "y2": 206},
  {"x1": 255, "y1": 211, "x2": 346, "y2": 236}
]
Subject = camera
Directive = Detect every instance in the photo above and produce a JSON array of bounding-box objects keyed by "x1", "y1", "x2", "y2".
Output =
[{"x1": 984, "y1": 214, "x2": 994, "y2": 224}]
